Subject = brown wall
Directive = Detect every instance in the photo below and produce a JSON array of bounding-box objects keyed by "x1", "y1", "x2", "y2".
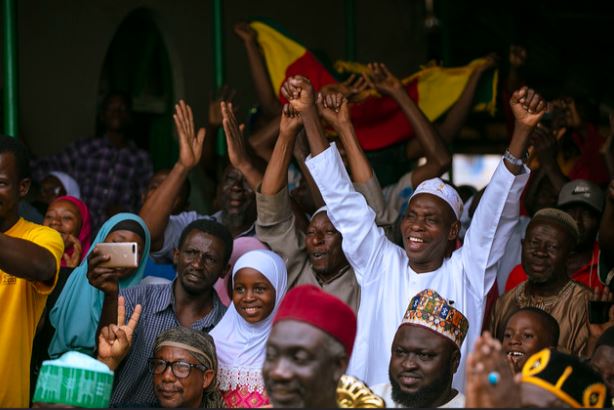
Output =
[
  {"x1": 3, "y1": 0, "x2": 425, "y2": 211},
  {"x1": 13, "y1": 0, "x2": 426, "y2": 155}
]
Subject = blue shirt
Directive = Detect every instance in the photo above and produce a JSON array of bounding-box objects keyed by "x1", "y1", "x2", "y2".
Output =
[{"x1": 111, "y1": 281, "x2": 226, "y2": 405}]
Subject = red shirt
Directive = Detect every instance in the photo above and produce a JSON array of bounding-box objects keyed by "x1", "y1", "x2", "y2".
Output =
[{"x1": 504, "y1": 241, "x2": 603, "y2": 292}]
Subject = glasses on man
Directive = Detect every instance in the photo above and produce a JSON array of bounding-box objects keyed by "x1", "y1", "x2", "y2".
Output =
[{"x1": 147, "y1": 358, "x2": 207, "y2": 378}]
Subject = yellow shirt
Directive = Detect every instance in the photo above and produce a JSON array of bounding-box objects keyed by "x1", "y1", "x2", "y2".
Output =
[{"x1": 0, "y1": 218, "x2": 63, "y2": 408}]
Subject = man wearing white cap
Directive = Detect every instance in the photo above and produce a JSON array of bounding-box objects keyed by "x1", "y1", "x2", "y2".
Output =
[{"x1": 282, "y1": 74, "x2": 545, "y2": 390}]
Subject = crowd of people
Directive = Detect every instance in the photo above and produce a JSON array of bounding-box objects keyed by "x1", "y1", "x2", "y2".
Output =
[{"x1": 1, "y1": 21, "x2": 613, "y2": 409}]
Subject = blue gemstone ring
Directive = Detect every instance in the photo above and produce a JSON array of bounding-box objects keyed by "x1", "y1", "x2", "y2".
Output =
[{"x1": 487, "y1": 371, "x2": 500, "y2": 385}]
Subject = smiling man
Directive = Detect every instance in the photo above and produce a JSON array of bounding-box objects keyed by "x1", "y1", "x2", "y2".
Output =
[
  {"x1": 0, "y1": 136, "x2": 64, "y2": 407},
  {"x1": 263, "y1": 285, "x2": 357, "y2": 408},
  {"x1": 148, "y1": 327, "x2": 224, "y2": 408},
  {"x1": 252, "y1": 102, "x2": 360, "y2": 310},
  {"x1": 286, "y1": 75, "x2": 543, "y2": 390},
  {"x1": 89, "y1": 218, "x2": 231, "y2": 405},
  {"x1": 489, "y1": 208, "x2": 592, "y2": 357},
  {"x1": 371, "y1": 289, "x2": 468, "y2": 408}
]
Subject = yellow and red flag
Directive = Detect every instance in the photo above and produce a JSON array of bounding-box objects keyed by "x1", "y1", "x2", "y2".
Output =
[{"x1": 251, "y1": 20, "x2": 498, "y2": 151}]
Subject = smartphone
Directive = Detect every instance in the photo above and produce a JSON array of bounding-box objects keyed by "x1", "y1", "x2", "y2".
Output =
[
  {"x1": 588, "y1": 300, "x2": 614, "y2": 324},
  {"x1": 96, "y1": 242, "x2": 139, "y2": 268}
]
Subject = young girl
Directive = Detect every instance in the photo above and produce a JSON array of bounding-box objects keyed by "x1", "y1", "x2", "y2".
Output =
[
  {"x1": 210, "y1": 249, "x2": 287, "y2": 408},
  {"x1": 43, "y1": 195, "x2": 92, "y2": 268}
]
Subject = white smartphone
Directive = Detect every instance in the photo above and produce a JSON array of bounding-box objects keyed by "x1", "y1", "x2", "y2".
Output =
[{"x1": 96, "y1": 242, "x2": 139, "y2": 268}]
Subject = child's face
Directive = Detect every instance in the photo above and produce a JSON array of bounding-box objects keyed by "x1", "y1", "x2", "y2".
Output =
[
  {"x1": 502, "y1": 311, "x2": 551, "y2": 373},
  {"x1": 232, "y1": 268, "x2": 276, "y2": 324}
]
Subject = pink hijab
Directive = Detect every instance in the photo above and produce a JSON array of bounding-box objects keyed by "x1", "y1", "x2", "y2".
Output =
[
  {"x1": 213, "y1": 237, "x2": 269, "y2": 306},
  {"x1": 50, "y1": 195, "x2": 92, "y2": 267}
]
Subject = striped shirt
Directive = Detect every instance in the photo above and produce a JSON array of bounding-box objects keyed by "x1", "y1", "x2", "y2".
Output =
[{"x1": 110, "y1": 281, "x2": 226, "y2": 405}]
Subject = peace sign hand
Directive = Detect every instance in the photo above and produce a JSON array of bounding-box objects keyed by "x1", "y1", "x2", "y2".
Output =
[{"x1": 97, "y1": 296, "x2": 142, "y2": 371}]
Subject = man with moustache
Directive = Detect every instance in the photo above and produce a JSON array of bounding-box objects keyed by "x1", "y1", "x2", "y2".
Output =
[
  {"x1": 263, "y1": 285, "x2": 357, "y2": 408},
  {"x1": 89, "y1": 219, "x2": 231, "y2": 405},
  {"x1": 287, "y1": 74, "x2": 543, "y2": 389},
  {"x1": 489, "y1": 208, "x2": 592, "y2": 356},
  {"x1": 371, "y1": 289, "x2": 468, "y2": 408}
]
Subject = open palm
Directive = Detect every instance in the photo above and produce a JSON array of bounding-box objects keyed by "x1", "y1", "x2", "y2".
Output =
[{"x1": 173, "y1": 100, "x2": 206, "y2": 170}]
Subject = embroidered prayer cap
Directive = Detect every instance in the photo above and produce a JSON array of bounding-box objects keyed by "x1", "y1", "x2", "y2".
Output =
[
  {"x1": 401, "y1": 289, "x2": 469, "y2": 349},
  {"x1": 557, "y1": 179, "x2": 604, "y2": 214},
  {"x1": 520, "y1": 348, "x2": 607, "y2": 408},
  {"x1": 410, "y1": 178, "x2": 463, "y2": 220},
  {"x1": 531, "y1": 208, "x2": 579, "y2": 244},
  {"x1": 272, "y1": 284, "x2": 357, "y2": 357},
  {"x1": 33, "y1": 351, "x2": 114, "y2": 408}
]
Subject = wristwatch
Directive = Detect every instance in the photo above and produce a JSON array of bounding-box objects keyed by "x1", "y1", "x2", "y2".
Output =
[{"x1": 503, "y1": 149, "x2": 527, "y2": 166}]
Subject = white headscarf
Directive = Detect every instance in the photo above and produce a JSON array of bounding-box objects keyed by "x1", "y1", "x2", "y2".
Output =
[
  {"x1": 210, "y1": 249, "x2": 287, "y2": 393},
  {"x1": 49, "y1": 171, "x2": 81, "y2": 199}
]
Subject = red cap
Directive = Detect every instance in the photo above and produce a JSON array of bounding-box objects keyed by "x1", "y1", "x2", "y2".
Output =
[{"x1": 272, "y1": 285, "x2": 357, "y2": 357}]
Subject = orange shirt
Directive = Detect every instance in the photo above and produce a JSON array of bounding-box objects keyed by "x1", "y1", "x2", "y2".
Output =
[{"x1": 0, "y1": 218, "x2": 63, "y2": 408}]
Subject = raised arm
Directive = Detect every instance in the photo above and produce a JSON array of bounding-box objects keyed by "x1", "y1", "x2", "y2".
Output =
[
  {"x1": 281, "y1": 76, "x2": 329, "y2": 156},
  {"x1": 139, "y1": 100, "x2": 205, "y2": 252},
  {"x1": 234, "y1": 22, "x2": 281, "y2": 118},
  {"x1": 221, "y1": 101, "x2": 263, "y2": 190},
  {"x1": 316, "y1": 91, "x2": 396, "y2": 228},
  {"x1": 261, "y1": 104, "x2": 303, "y2": 195},
  {"x1": 461, "y1": 87, "x2": 544, "y2": 296},
  {"x1": 363, "y1": 63, "x2": 451, "y2": 187},
  {"x1": 505, "y1": 87, "x2": 546, "y2": 174},
  {"x1": 316, "y1": 92, "x2": 372, "y2": 183},
  {"x1": 256, "y1": 105, "x2": 310, "y2": 282},
  {"x1": 435, "y1": 55, "x2": 498, "y2": 143},
  {"x1": 286, "y1": 76, "x2": 401, "y2": 285}
]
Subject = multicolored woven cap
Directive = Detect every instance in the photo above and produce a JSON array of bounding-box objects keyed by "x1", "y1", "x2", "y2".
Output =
[
  {"x1": 520, "y1": 348, "x2": 607, "y2": 408},
  {"x1": 32, "y1": 351, "x2": 114, "y2": 408},
  {"x1": 401, "y1": 289, "x2": 469, "y2": 348}
]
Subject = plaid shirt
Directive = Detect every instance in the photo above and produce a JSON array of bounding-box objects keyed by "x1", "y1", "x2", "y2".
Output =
[
  {"x1": 32, "y1": 136, "x2": 153, "y2": 229},
  {"x1": 111, "y1": 281, "x2": 226, "y2": 405}
]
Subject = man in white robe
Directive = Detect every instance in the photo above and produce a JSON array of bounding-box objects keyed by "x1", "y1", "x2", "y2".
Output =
[{"x1": 282, "y1": 75, "x2": 545, "y2": 390}]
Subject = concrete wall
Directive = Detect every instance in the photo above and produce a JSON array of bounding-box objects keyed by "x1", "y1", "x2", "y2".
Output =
[{"x1": 12, "y1": 0, "x2": 426, "y2": 155}]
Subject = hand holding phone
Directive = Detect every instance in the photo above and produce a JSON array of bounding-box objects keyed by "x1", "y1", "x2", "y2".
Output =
[{"x1": 96, "y1": 242, "x2": 139, "y2": 268}]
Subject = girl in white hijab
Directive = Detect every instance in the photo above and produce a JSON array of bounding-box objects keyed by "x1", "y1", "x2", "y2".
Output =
[{"x1": 210, "y1": 249, "x2": 287, "y2": 408}]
